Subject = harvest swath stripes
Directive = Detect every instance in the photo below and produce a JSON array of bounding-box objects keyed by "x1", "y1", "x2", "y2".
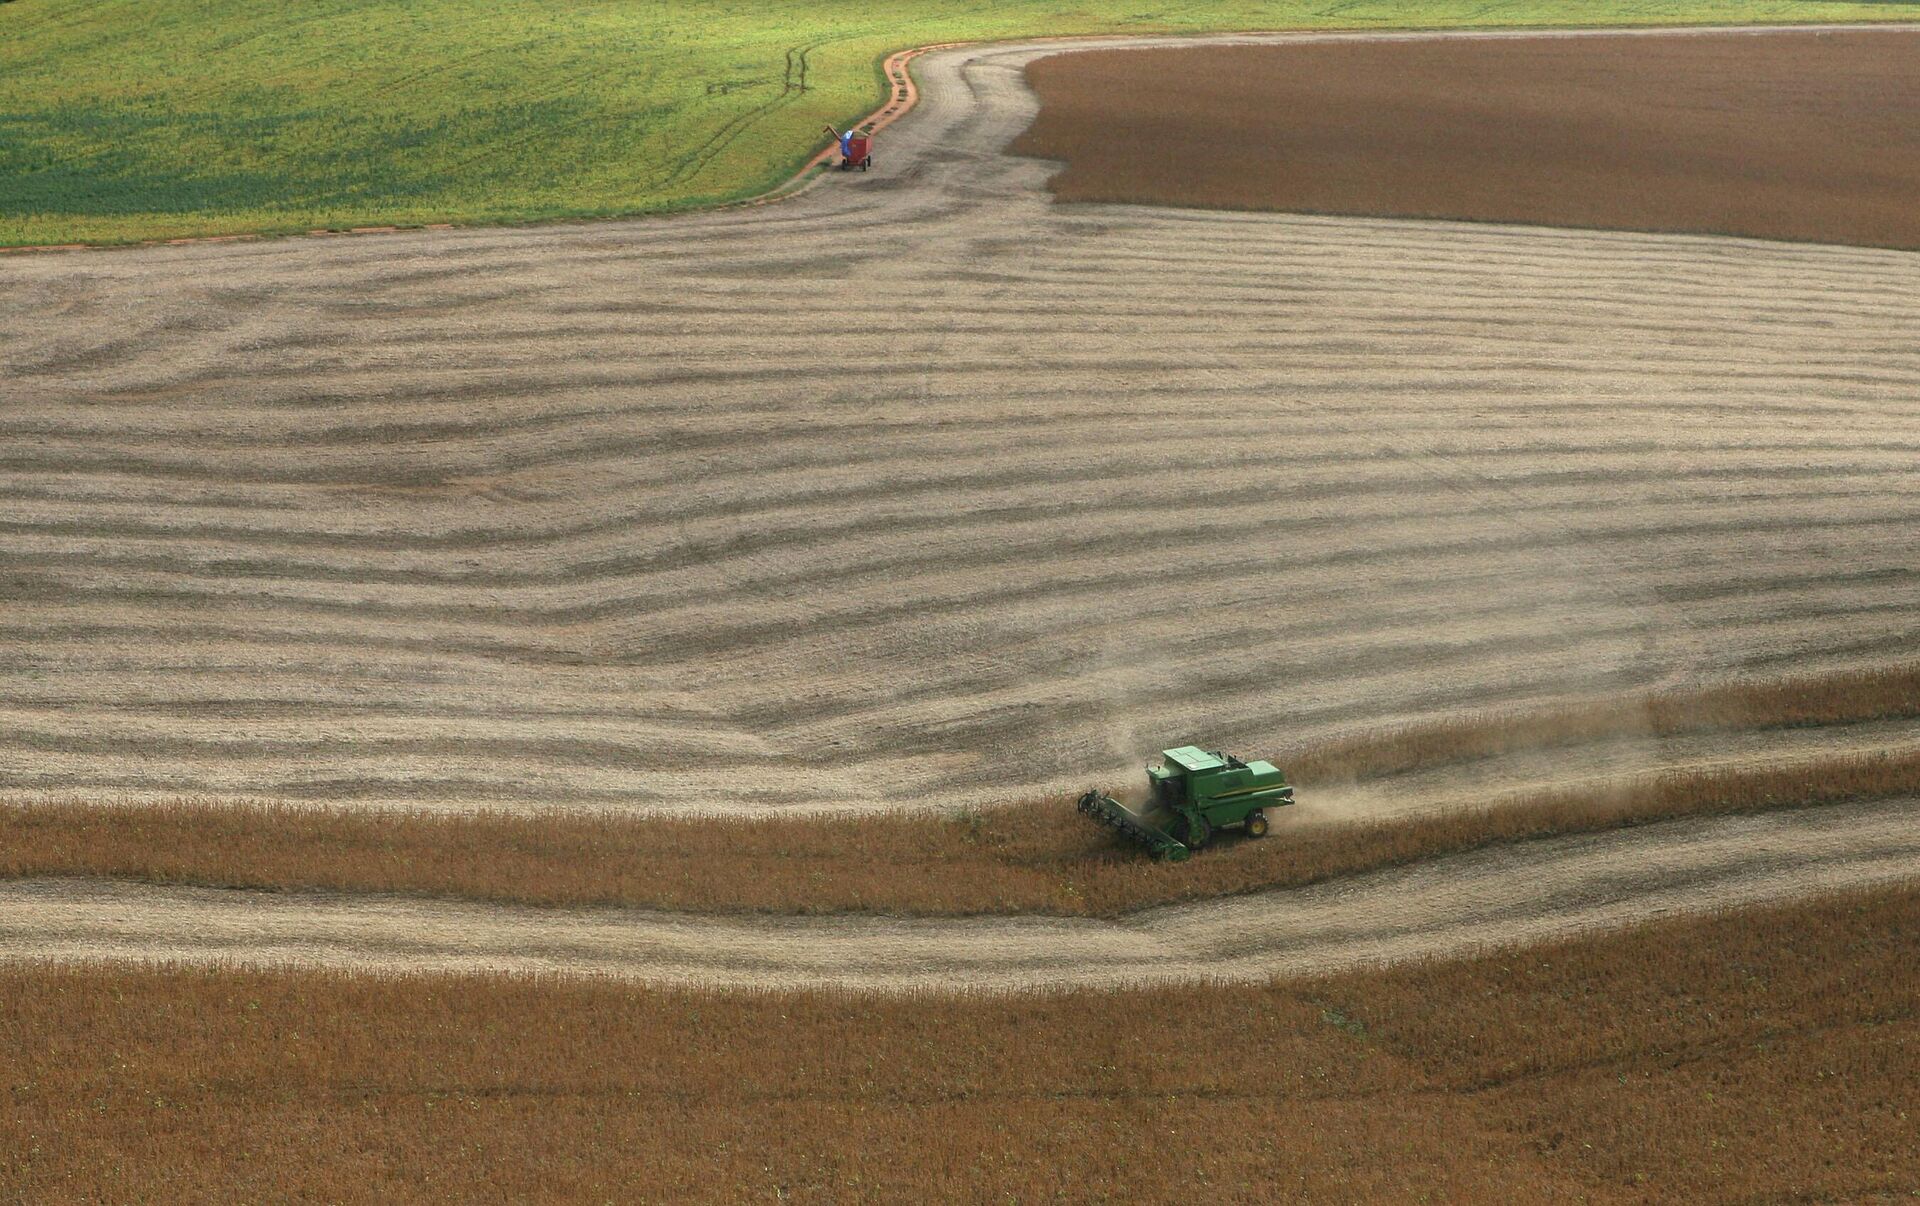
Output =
[{"x1": 3, "y1": 35, "x2": 1917, "y2": 824}]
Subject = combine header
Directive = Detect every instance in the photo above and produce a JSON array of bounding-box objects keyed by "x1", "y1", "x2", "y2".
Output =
[{"x1": 1078, "y1": 746, "x2": 1295, "y2": 862}]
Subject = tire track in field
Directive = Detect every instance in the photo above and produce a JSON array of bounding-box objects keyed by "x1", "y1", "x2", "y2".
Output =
[
  {"x1": 1, "y1": 29, "x2": 1917, "y2": 819},
  {"x1": 652, "y1": 34, "x2": 858, "y2": 192}
]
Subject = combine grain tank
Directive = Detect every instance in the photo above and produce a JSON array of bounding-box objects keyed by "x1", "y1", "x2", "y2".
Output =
[{"x1": 1078, "y1": 746, "x2": 1295, "y2": 862}]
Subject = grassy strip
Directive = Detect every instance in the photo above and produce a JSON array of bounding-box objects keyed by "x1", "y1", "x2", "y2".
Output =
[
  {"x1": 4, "y1": 885, "x2": 1917, "y2": 1201},
  {"x1": 2, "y1": 0, "x2": 1910, "y2": 246},
  {"x1": 5, "y1": 749, "x2": 1916, "y2": 918}
]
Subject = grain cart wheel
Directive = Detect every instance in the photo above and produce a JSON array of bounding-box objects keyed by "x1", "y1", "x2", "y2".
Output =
[{"x1": 1245, "y1": 810, "x2": 1270, "y2": 838}]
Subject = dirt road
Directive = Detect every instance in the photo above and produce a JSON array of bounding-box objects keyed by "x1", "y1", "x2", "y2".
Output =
[
  {"x1": 2, "y1": 26, "x2": 1916, "y2": 823},
  {"x1": 2, "y1": 798, "x2": 1913, "y2": 989}
]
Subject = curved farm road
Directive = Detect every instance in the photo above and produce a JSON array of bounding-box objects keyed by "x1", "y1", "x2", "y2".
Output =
[{"x1": 4, "y1": 798, "x2": 1917, "y2": 989}]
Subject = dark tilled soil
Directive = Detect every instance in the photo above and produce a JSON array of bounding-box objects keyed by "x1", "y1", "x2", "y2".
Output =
[{"x1": 1014, "y1": 29, "x2": 1920, "y2": 249}]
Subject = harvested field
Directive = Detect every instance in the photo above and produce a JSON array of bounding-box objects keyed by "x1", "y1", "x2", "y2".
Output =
[
  {"x1": 3, "y1": 32, "x2": 1917, "y2": 824},
  {"x1": 1016, "y1": 28, "x2": 1920, "y2": 249},
  {"x1": 7, "y1": 23, "x2": 1920, "y2": 1199},
  {"x1": 5, "y1": 885, "x2": 1918, "y2": 1202}
]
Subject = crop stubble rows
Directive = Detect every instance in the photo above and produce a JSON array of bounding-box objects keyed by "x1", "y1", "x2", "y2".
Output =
[
  {"x1": 0, "y1": 33, "x2": 1916, "y2": 1206},
  {"x1": 4, "y1": 29, "x2": 1920, "y2": 1201},
  {"x1": 1, "y1": 34, "x2": 1917, "y2": 826}
]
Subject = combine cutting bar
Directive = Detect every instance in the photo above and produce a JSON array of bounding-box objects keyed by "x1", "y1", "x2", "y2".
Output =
[{"x1": 1077, "y1": 791, "x2": 1191, "y2": 862}]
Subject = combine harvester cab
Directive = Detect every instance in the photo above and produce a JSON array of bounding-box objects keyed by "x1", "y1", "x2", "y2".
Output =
[{"x1": 1078, "y1": 746, "x2": 1295, "y2": 862}]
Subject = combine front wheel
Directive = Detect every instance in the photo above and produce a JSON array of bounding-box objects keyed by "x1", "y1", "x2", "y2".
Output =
[{"x1": 1178, "y1": 814, "x2": 1212, "y2": 850}]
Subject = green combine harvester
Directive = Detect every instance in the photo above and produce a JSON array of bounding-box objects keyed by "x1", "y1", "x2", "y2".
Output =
[{"x1": 1078, "y1": 746, "x2": 1295, "y2": 862}]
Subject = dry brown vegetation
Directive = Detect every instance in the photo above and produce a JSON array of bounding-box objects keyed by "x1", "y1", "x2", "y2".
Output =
[
  {"x1": 6, "y1": 746, "x2": 1915, "y2": 918},
  {"x1": 1015, "y1": 29, "x2": 1920, "y2": 249},
  {"x1": 5, "y1": 884, "x2": 1917, "y2": 1202}
]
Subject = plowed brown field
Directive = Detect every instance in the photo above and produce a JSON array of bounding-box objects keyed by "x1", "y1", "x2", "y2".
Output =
[{"x1": 1016, "y1": 28, "x2": 1920, "y2": 249}]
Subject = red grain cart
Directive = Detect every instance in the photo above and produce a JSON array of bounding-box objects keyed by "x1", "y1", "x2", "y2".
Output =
[{"x1": 823, "y1": 125, "x2": 873, "y2": 172}]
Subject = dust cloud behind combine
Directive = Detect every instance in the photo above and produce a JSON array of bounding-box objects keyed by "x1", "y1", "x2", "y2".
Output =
[{"x1": 2, "y1": 28, "x2": 1916, "y2": 830}]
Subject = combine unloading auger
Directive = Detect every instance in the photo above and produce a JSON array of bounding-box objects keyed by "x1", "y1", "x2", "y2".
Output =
[{"x1": 1080, "y1": 746, "x2": 1296, "y2": 862}]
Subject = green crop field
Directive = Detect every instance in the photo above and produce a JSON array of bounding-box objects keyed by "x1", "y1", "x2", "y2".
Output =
[{"x1": 0, "y1": 0, "x2": 1910, "y2": 246}]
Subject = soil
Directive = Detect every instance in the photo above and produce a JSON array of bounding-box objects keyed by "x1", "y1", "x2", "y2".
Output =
[{"x1": 1015, "y1": 28, "x2": 1920, "y2": 250}]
